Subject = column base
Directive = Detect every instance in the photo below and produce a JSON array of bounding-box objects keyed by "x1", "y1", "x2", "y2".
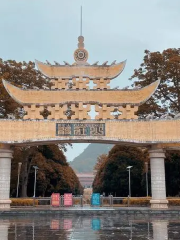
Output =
[
  {"x1": 0, "y1": 200, "x2": 11, "y2": 209},
  {"x1": 150, "y1": 199, "x2": 168, "y2": 209}
]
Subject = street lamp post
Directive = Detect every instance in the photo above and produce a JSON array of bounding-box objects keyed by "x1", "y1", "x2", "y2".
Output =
[
  {"x1": 33, "y1": 166, "x2": 39, "y2": 198},
  {"x1": 145, "y1": 162, "x2": 149, "y2": 197},
  {"x1": 16, "y1": 162, "x2": 22, "y2": 198},
  {"x1": 127, "y1": 166, "x2": 133, "y2": 197}
]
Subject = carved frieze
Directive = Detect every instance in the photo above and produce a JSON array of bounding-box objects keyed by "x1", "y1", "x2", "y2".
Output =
[
  {"x1": 23, "y1": 105, "x2": 44, "y2": 120},
  {"x1": 93, "y1": 78, "x2": 110, "y2": 89},
  {"x1": 95, "y1": 104, "x2": 114, "y2": 120},
  {"x1": 118, "y1": 105, "x2": 138, "y2": 120},
  {"x1": 71, "y1": 103, "x2": 91, "y2": 120},
  {"x1": 51, "y1": 79, "x2": 69, "y2": 90},
  {"x1": 47, "y1": 104, "x2": 68, "y2": 120},
  {"x1": 22, "y1": 103, "x2": 138, "y2": 120},
  {"x1": 72, "y1": 77, "x2": 90, "y2": 90}
]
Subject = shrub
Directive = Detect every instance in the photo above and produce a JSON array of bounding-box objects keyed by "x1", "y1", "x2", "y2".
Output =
[
  {"x1": 11, "y1": 199, "x2": 38, "y2": 206},
  {"x1": 123, "y1": 197, "x2": 151, "y2": 206},
  {"x1": 167, "y1": 198, "x2": 180, "y2": 206},
  {"x1": 73, "y1": 198, "x2": 82, "y2": 205},
  {"x1": 123, "y1": 197, "x2": 180, "y2": 206}
]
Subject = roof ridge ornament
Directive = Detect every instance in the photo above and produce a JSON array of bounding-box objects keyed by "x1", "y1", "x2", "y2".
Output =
[
  {"x1": 74, "y1": 36, "x2": 89, "y2": 64},
  {"x1": 78, "y1": 35, "x2": 84, "y2": 49},
  {"x1": 73, "y1": 6, "x2": 89, "y2": 65}
]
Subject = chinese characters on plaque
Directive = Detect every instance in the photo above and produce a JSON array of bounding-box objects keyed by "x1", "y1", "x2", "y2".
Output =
[{"x1": 56, "y1": 123, "x2": 105, "y2": 136}]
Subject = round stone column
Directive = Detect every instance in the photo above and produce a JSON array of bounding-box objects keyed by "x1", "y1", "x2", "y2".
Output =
[
  {"x1": 0, "y1": 144, "x2": 13, "y2": 209},
  {"x1": 149, "y1": 148, "x2": 168, "y2": 209}
]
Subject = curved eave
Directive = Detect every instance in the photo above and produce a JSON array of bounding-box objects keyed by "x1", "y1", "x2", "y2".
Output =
[
  {"x1": 2, "y1": 79, "x2": 160, "y2": 106},
  {"x1": 35, "y1": 59, "x2": 126, "y2": 79}
]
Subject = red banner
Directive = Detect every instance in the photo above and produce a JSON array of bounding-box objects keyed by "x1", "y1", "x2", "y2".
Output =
[
  {"x1": 64, "y1": 193, "x2": 73, "y2": 206},
  {"x1": 51, "y1": 193, "x2": 60, "y2": 207}
]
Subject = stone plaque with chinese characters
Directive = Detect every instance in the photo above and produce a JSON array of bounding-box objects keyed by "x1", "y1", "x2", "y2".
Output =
[{"x1": 56, "y1": 123, "x2": 105, "y2": 136}]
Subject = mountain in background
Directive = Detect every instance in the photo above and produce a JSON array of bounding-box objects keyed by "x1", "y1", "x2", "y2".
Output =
[{"x1": 69, "y1": 143, "x2": 113, "y2": 173}]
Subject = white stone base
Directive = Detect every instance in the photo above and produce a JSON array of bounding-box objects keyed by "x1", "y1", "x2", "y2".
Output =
[
  {"x1": 150, "y1": 199, "x2": 168, "y2": 209},
  {"x1": 0, "y1": 200, "x2": 11, "y2": 209}
]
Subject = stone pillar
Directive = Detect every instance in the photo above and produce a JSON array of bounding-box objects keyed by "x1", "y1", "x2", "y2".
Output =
[
  {"x1": 0, "y1": 144, "x2": 13, "y2": 208},
  {"x1": 152, "y1": 221, "x2": 168, "y2": 240},
  {"x1": 149, "y1": 148, "x2": 168, "y2": 209}
]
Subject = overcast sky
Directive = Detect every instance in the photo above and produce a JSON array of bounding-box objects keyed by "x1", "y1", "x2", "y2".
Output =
[{"x1": 0, "y1": 0, "x2": 180, "y2": 161}]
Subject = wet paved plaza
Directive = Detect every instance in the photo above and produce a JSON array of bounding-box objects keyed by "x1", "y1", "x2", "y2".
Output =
[{"x1": 0, "y1": 214, "x2": 180, "y2": 240}]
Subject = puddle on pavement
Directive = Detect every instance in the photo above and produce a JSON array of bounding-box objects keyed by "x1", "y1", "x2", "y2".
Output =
[{"x1": 0, "y1": 215, "x2": 180, "y2": 239}]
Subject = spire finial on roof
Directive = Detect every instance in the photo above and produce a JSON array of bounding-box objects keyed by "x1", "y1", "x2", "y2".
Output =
[
  {"x1": 80, "y1": 6, "x2": 83, "y2": 36},
  {"x1": 73, "y1": 6, "x2": 88, "y2": 64},
  {"x1": 78, "y1": 36, "x2": 84, "y2": 49},
  {"x1": 77, "y1": 6, "x2": 84, "y2": 49}
]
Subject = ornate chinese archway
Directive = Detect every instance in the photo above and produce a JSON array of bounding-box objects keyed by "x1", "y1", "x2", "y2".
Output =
[{"x1": 0, "y1": 35, "x2": 180, "y2": 209}]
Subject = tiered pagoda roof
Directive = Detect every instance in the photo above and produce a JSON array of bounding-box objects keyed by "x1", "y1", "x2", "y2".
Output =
[
  {"x1": 35, "y1": 59, "x2": 126, "y2": 79},
  {"x1": 3, "y1": 79, "x2": 160, "y2": 106},
  {"x1": 3, "y1": 35, "x2": 160, "y2": 121}
]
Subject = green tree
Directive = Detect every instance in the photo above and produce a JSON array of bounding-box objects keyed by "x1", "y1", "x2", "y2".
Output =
[
  {"x1": 94, "y1": 154, "x2": 107, "y2": 172},
  {"x1": 130, "y1": 48, "x2": 180, "y2": 197},
  {"x1": 0, "y1": 59, "x2": 50, "y2": 118},
  {"x1": 130, "y1": 48, "x2": 180, "y2": 118},
  {"x1": 165, "y1": 150, "x2": 180, "y2": 196},
  {"x1": 93, "y1": 154, "x2": 108, "y2": 193},
  {"x1": 11, "y1": 145, "x2": 83, "y2": 197},
  {"x1": 93, "y1": 145, "x2": 147, "y2": 197}
]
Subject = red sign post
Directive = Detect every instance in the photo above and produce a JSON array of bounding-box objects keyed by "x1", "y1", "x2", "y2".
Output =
[
  {"x1": 51, "y1": 193, "x2": 60, "y2": 207},
  {"x1": 64, "y1": 193, "x2": 73, "y2": 207}
]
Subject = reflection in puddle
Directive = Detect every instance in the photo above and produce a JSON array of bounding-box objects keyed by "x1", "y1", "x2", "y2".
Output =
[
  {"x1": 153, "y1": 221, "x2": 168, "y2": 240},
  {"x1": 1, "y1": 216, "x2": 180, "y2": 239},
  {"x1": 50, "y1": 220, "x2": 60, "y2": 230},
  {"x1": 92, "y1": 219, "x2": 101, "y2": 231},
  {"x1": 0, "y1": 222, "x2": 9, "y2": 240}
]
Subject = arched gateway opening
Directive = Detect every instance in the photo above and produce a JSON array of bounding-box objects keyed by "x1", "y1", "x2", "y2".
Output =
[{"x1": 0, "y1": 34, "x2": 179, "y2": 209}]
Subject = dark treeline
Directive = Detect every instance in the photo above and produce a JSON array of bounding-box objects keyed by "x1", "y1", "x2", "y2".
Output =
[
  {"x1": 93, "y1": 145, "x2": 180, "y2": 197},
  {"x1": 11, "y1": 145, "x2": 83, "y2": 197}
]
